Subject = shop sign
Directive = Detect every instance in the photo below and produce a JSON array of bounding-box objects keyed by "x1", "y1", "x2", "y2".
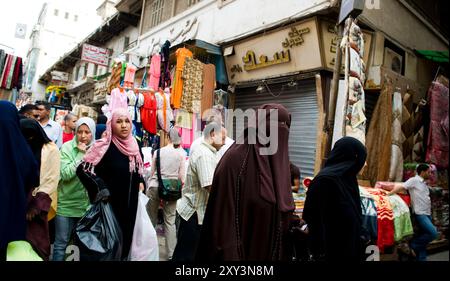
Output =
[
  {"x1": 51, "y1": 71, "x2": 69, "y2": 82},
  {"x1": 81, "y1": 44, "x2": 109, "y2": 66},
  {"x1": 225, "y1": 18, "x2": 322, "y2": 83},
  {"x1": 320, "y1": 20, "x2": 372, "y2": 72}
]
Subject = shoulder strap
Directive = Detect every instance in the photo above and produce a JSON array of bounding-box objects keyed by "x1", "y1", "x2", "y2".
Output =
[{"x1": 156, "y1": 149, "x2": 163, "y2": 185}]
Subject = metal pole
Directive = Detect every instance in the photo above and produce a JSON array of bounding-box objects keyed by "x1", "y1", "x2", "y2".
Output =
[{"x1": 324, "y1": 23, "x2": 344, "y2": 162}]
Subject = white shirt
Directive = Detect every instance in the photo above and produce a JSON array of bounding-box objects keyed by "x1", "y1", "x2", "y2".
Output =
[
  {"x1": 190, "y1": 136, "x2": 234, "y2": 160},
  {"x1": 404, "y1": 175, "x2": 432, "y2": 215},
  {"x1": 148, "y1": 144, "x2": 186, "y2": 188},
  {"x1": 177, "y1": 141, "x2": 218, "y2": 225},
  {"x1": 41, "y1": 119, "x2": 63, "y2": 149}
]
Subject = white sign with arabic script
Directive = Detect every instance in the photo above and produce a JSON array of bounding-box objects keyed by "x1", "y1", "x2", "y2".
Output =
[{"x1": 81, "y1": 44, "x2": 109, "y2": 66}]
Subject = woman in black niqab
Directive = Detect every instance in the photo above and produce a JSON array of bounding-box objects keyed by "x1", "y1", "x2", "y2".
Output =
[
  {"x1": 0, "y1": 101, "x2": 39, "y2": 261},
  {"x1": 303, "y1": 137, "x2": 367, "y2": 261}
]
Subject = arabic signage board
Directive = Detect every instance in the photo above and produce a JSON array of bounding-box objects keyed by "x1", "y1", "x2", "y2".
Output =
[
  {"x1": 338, "y1": 0, "x2": 364, "y2": 24},
  {"x1": 224, "y1": 18, "x2": 322, "y2": 84},
  {"x1": 81, "y1": 44, "x2": 109, "y2": 66},
  {"x1": 51, "y1": 70, "x2": 69, "y2": 82}
]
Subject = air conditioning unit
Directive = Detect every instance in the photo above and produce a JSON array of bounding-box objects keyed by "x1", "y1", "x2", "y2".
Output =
[{"x1": 384, "y1": 47, "x2": 403, "y2": 74}]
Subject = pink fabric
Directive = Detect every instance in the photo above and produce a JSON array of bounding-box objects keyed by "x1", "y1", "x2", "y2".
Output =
[
  {"x1": 124, "y1": 64, "x2": 137, "y2": 88},
  {"x1": 109, "y1": 88, "x2": 128, "y2": 112},
  {"x1": 149, "y1": 54, "x2": 161, "y2": 91},
  {"x1": 83, "y1": 108, "x2": 143, "y2": 175}
]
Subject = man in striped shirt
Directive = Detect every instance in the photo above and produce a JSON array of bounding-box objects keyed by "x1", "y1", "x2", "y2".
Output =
[{"x1": 173, "y1": 121, "x2": 225, "y2": 261}]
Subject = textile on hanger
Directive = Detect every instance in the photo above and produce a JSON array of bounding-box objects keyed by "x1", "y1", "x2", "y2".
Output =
[
  {"x1": 180, "y1": 57, "x2": 203, "y2": 113},
  {"x1": 171, "y1": 47, "x2": 193, "y2": 109},
  {"x1": 141, "y1": 91, "x2": 158, "y2": 134},
  {"x1": 149, "y1": 54, "x2": 161, "y2": 91}
]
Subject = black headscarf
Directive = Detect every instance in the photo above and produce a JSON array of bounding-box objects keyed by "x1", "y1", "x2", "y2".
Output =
[
  {"x1": 20, "y1": 118, "x2": 52, "y2": 168},
  {"x1": 290, "y1": 162, "x2": 301, "y2": 186},
  {"x1": 0, "y1": 101, "x2": 39, "y2": 249},
  {"x1": 303, "y1": 137, "x2": 367, "y2": 261}
]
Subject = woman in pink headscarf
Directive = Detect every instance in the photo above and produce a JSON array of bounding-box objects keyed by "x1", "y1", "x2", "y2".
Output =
[{"x1": 76, "y1": 108, "x2": 145, "y2": 260}]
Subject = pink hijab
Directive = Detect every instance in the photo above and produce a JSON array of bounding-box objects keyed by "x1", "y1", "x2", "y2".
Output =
[{"x1": 83, "y1": 108, "x2": 143, "y2": 175}]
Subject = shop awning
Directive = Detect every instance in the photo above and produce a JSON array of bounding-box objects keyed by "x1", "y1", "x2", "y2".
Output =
[
  {"x1": 170, "y1": 39, "x2": 229, "y2": 85},
  {"x1": 415, "y1": 50, "x2": 449, "y2": 63}
]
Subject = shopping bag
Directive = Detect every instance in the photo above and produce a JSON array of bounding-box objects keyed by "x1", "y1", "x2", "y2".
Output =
[
  {"x1": 6, "y1": 241, "x2": 43, "y2": 261},
  {"x1": 129, "y1": 192, "x2": 159, "y2": 261},
  {"x1": 72, "y1": 189, "x2": 123, "y2": 261}
]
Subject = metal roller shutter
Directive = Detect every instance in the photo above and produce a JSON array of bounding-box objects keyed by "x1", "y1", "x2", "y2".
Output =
[{"x1": 232, "y1": 79, "x2": 319, "y2": 179}]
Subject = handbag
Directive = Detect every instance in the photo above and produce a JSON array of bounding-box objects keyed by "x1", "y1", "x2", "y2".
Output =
[{"x1": 156, "y1": 148, "x2": 182, "y2": 201}]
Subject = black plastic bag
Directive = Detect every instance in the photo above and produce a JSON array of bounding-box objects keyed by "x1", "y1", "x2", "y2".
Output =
[{"x1": 72, "y1": 189, "x2": 123, "y2": 261}]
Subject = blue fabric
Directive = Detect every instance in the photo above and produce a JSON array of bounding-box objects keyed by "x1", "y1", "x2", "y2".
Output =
[
  {"x1": 0, "y1": 101, "x2": 39, "y2": 248},
  {"x1": 95, "y1": 124, "x2": 106, "y2": 140},
  {"x1": 361, "y1": 197, "x2": 378, "y2": 243},
  {"x1": 411, "y1": 215, "x2": 438, "y2": 261},
  {"x1": 52, "y1": 215, "x2": 80, "y2": 261}
]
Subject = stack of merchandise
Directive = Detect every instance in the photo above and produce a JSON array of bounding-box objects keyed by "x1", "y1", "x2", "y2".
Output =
[
  {"x1": 340, "y1": 18, "x2": 367, "y2": 144},
  {"x1": 293, "y1": 189, "x2": 306, "y2": 216}
]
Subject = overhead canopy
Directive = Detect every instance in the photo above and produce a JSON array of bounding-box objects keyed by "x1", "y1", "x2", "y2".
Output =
[
  {"x1": 415, "y1": 50, "x2": 449, "y2": 63},
  {"x1": 170, "y1": 39, "x2": 229, "y2": 85}
]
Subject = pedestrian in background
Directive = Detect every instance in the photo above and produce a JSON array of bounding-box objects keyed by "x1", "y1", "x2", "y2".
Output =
[
  {"x1": 53, "y1": 117, "x2": 95, "y2": 261},
  {"x1": 62, "y1": 113, "x2": 78, "y2": 144},
  {"x1": 36, "y1": 101, "x2": 63, "y2": 149},
  {"x1": 20, "y1": 118, "x2": 61, "y2": 260}
]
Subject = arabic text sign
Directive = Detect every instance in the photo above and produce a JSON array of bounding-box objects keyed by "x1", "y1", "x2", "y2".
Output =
[{"x1": 81, "y1": 44, "x2": 109, "y2": 66}]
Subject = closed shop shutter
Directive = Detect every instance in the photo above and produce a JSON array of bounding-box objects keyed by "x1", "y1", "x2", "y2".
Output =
[{"x1": 232, "y1": 79, "x2": 319, "y2": 179}]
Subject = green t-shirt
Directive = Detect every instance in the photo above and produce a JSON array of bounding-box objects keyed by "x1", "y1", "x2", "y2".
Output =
[{"x1": 57, "y1": 139, "x2": 90, "y2": 217}]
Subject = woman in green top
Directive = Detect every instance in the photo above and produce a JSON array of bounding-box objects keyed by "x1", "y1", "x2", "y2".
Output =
[{"x1": 53, "y1": 117, "x2": 96, "y2": 261}]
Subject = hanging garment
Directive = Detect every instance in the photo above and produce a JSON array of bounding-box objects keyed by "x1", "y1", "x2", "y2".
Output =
[
  {"x1": 389, "y1": 91, "x2": 405, "y2": 181},
  {"x1": 148, "y1": 54, "x2": 161, "y2": 91},
  {"x1": 124, "y1": 64, "x2": 137, "y2": 88},
  {"x1": 1, "y1": 55, "x2": 13, "y2": 88},
  {"x1": 174, "y1": 109, "x2": 192, "y2": 129},
  {"x1": 388, "y1": 195, "x2": 413, "y2": 242},
  {"x1": 363, "y1": 83, "x2": 393, "y2": 186},
  {"x1": 425, "y1": 81, "x2": 449, "y2": 168},
  {"x1": 0, "y1": 50, "x2": 6, "y2": 78},
  {"x1": 155, "y1": 89, "x2": 173, "y2": 132},
  {"x1": 108, "y1": 61, "x2": 123, "y2": 93},
  {"x1": 127, "y1": 90, "x2": 144, "y2": 122},
  {"x1": 159, "y1": 40, "x2": 171, "y2": 90},
  {"x1": 365, "y1": 188, "x2": 395, "y2": 253},
  {"x1": 181, "y1": 57, "x2": 203, "y2": 113},
  {"x1": 10, "y1": 57, "x2": 21, "y2": 90},
  {"x1": 201, "y1": 64, "x2": 216, "y2": 118},
  {"x1": 171, "y1": 48, "x2": 193, "y2": 109},
  {"x1": 109, "y1": 88, "x2": 128, "y2": 112},
  {"x1": 141, "y1": 92, "x2": 158, "y2": 134}
]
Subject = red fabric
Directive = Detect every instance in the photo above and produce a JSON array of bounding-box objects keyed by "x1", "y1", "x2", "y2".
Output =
[
  {"x1": 141, "y1": 92, "x2": 158, "y2": 134},
  {"x1": 426, "y1": 81, "x2": 449, "y2": 168},
  {"x1": 365, "y1": 188, "x2": 395, "y2": 253},
  {"x1": 63, "y1": 132, "x2": 74, "y2": 143},
  {"x1": 11, "y1": 57, "x2": 22, "y2": 88},
  {"x1": 1, "y1": 55, "x2": 13, "y2": 88},
  {"x1": 397, "y1": 194, "x2": 411, "y2": 207}
]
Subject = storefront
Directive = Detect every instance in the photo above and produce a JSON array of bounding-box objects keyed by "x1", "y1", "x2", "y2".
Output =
[{"x1": 223, "y1": 17, "x2": 373, "y2": 179}]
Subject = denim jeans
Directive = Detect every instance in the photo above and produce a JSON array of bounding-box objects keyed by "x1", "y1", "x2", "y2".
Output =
[
  {"x1": 52, "y1": 215, "x2": 80, "y2": 261},
  {"x1": 410, "y1": 215, "x2": 438, "y2": 261}
]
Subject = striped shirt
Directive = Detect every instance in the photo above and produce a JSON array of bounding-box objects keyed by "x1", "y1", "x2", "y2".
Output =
[{"x1": 177, "y1": 141, "x2": 218, "y2": 225}]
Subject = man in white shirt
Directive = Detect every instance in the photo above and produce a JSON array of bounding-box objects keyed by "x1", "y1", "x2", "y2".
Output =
[
  {"x1": 190, "y1": 115, "x2": 234, "y2": 160},
  {"x1": 36, "y1": 101, "x2": 63, "y2": 149},
  {"x1": 173, "y1": 121, "x2": 224, "y2": 261},
  {"x1": 389, "y1": 164, "x2": 438, "y2": 261}
]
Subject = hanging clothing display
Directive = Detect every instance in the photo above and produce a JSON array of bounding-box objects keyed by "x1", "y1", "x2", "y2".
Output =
[
  {"x1": 174, "y1": 109, "x2": 192, "y2": 129},
  {"x1": 171, "y1": 47, "x2": 193, "y2": 109},
  {"x1": 389, "y1": 90, "x2": 405, "y2": 182},
  {"x1": 109, "y1": 88, "x2": 128, "y2": 112},
  {"x1": 201, "y1": 64, "x2": 216, "y2": 118},
  {"x1": 156, "y1": 89, "x2": 173, "y2": 132},
  {"x1": 107, "y1": 60, "x2": 123, "y2": 93},
  {"x1": 425, "y1": 80, "x2": 449, "y2": 168},
  {"x1": 0, "y1": 51, "x2": 24, "y2": 93},
  {"x1": 181, "y1": 57, "x2": 203, "y2": 113},
  {"x1": 363, "y1": 82, "x2": 393, "y2": 186},
  {"x1": 124, "y1": 64, "x2": 137, "y2": 88},
  {"x1": 127, "y1": 90, "x2": 145, "y2": 122},
  {"x1": 141, "y1": 91, "x2": 158, "y2": 134},
  {"x1": 159, "y1": 40, "x2": 171, "y2": 90},
  {"x1": 341, "y1": 18, "x2": 367, "y2": 145},
  {"x1": 148, "y1": 54, "x2": 161, "y2": 91}
]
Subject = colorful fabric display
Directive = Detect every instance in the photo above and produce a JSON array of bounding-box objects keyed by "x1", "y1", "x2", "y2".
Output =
[{"x1": 388, "y1": 195, "x2": 413, "y2": 242}]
